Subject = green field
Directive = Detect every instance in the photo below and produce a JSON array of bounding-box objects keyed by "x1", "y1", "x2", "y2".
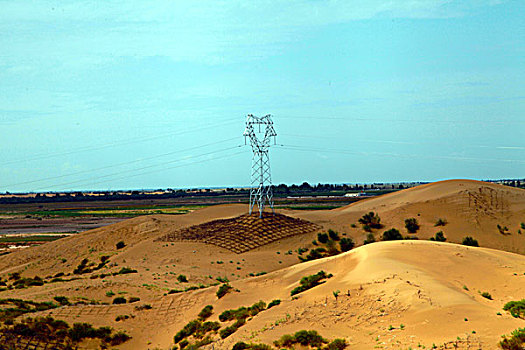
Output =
[{"x1": 3, "y1": 205, "x2": 207, "y2": 218}]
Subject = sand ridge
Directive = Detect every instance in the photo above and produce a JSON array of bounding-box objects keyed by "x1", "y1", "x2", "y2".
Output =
[{"x1": 1, "y1": 180, "x2": 525, "y2": 349}]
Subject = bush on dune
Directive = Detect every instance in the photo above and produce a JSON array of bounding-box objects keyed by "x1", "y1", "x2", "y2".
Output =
[{"x1": 382, "y1": 228, "x2": 402, "y2": 241}]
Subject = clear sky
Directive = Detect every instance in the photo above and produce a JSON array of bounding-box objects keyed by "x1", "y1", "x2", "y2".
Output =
[{"x1": 1, "y1": 1, "x2": 524, "y2": 192}]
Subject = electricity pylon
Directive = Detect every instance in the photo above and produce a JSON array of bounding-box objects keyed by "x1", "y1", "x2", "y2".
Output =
[{"x1": 243, "y1": 114, "x2": 277, "y2": 218}]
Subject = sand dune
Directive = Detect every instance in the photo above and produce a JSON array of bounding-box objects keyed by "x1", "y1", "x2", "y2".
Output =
[
  {"x1": 1, "y1": 180, "x2": 524, "y2": 349},
  {"x1": 296, "y1": 179, "x2": 525, "y2": 254}
]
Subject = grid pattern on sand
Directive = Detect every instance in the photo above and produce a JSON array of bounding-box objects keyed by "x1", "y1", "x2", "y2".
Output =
[{"x1": 156, "y1": 212, "x2": 322, "y2": 253}]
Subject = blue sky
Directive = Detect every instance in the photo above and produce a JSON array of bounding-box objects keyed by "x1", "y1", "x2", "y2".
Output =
[{"x1": 1, "y1": 0, "x2": 524, "y2": 192}]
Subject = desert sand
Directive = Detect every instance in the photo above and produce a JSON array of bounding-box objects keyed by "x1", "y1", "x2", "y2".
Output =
[{"x1": 1, "y1": 179, "x2": 524, "y2": 349}]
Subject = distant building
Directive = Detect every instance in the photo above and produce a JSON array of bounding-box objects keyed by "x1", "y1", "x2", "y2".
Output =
[{"x1": 345, "y1": 192, "x2": 366, "y2": 197}]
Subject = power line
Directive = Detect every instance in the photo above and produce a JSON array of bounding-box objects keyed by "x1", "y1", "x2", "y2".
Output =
[
  {"x1": 33, "y1": 145, "x2": 244, "y2": 191},
  {"x1": 3, "y1": 137, "x2": 239, "y2": 188},
  {"x1": 276, "y1": 144, "x2": 525, "y2": 164},
  {"x1": 280, "y1": 133, "x2": 525, "y2": 150},
  {"x1": 3, "y1": 118, "x2": 239, "y2": 165},
  {"x1": 278, "y1": 115, "x2": 525, "y2": 125}
]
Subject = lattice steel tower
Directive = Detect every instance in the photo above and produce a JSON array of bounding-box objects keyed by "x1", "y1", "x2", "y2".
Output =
[{"x1": 243, "y1": 114, "x2": 277, "y2": 218}]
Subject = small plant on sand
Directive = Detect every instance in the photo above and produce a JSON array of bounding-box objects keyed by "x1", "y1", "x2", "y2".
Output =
[
  {"x1": 328, "y1": 229, "x2": 340, "y2": 241},
  {"x1": 435, "y1": 218, "x2": 447, "y2": 226},
  {"x1": 274, "y1": 330, "x2": 327, "y2": 348},
  {"x1": 498, "y1": 224, "x2": 511, "y2": 235},
  {"x1": 429, "y1": 231, "x2": 446, "y2": 242},
  {"x1": 481, "y1": 292, "x2": 493, "y2": 300},
  {"x1": 317, "y1": 233, "x2": 329, "y2": 244},
  {"x1": 134, "y1": 304, "x2": 152, "y2": 311},
  {"x1": 268, "y1": 299, "x2": 281, "y2": 309},
  {"x1": 382, "y1": 228, "x2": 403, "y2": 241},
  {"x1": 503, "y1": 300, "x2": 525, "y2": 319},
  {"x1": 326, "y1": 338, "x2": 348, "y2": 350},
  {"x1": 333, "y1": 290, "x2": 340, "y2": 301},
  {"x1": 177, "y1": 274, "x2": 188, "y2": 283},
  {"x1": 53, "y1": 296, "x2": 70, "y2": 306},
  {"x1": 499, "y1": 327, "x2": 525, "y2": 350},
  {"x1": 363, "y1": 233, "x2": 376, "y2": 245},
  {"x1": 216, "y1": 283, "x2": 233, "y2": 299},
  {"x1": 339, "y1": 237, "x2": 355, "y2": 252},
  {"x1": 112, "y1": 297, "x2": 126, "y2": 304},
  {"x1": 217, "y1": 301, "x2": 267, "y2": 339},
  {"x1": 198, "y1": 305, "x2": 213, "y2": 320},
  {"x1": 404, "y1": 218, "x2": 420, "y2": 233},
  {"x1": 359, "y1": 212, "x2": 383, "y2": 229},
  {"x1": 116, "y1": 241, "x2": 126, "y2": 249},
  {"x1": 0, "y1": 316, "x2": 130, "y2": 347},
  {"x1": 233, "y1": 342, "x2": 272, "y2": 350},
  {"x1": 118, "y1": 267, "x2": 138, "y2": 275},
  {"x1": 462, "y1": 236, "x2": 479, "y2": 247},
  {"x1": 291, "y1": 271, "x2": 333, "y2": 296}
]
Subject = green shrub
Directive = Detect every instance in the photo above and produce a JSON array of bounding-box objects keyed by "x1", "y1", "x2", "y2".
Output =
[
  {"x1": 430, "y1": 231, "x2": 446, "y2": 242},
  {"x1": 328, "y1": 229, "x2": 340, "y2": 241},
  {"x1": 504, "y1": 300, "x2": 525, "y2": 319},
  {"x1": 404, "y1": 218, "x2": 420, "y2": 233},
  {"x1": 219, "y1": 301, "x2": 266, "y2": 322},
  {"x1": 435, "y1": 218, "x2": 447, "y2": 226},
  {"x1": 339, "y1": 237, "x2": 354, "y2": 252},
  {"x1": 112, "y1": 297, "x2": 126, "y2": 304},
  {"x1": 216, "y1": 283, "x2": 233, "y2": 299},
  {"x1": 220, "y1": 325, "x2": 238, "y2": 339},
  {"x1": 174, "y1": 319, "x2": 202, "y2": 343},
  {"x1": 134, "y1": 304, "x2": 152, "y2": 311},
  {"x1": 325, "y1": 239, "x2": 339, "y2": 256},
  {"x1": 382, "y1": 228, "x2": 402, "y2": 241},
  {"x1": 116, "y1": 241, "x2": 125, "y2": 249},
  {"x1": 291, "y1": 271, "x2": 332, "y2": 296},
  {"x1": 326, "y1": 338, "x2": 348, "y2": 350},
  {"x1": 462, "y1": 236, "x2": 479, "y2": 247},
  {"x1": 118, "y1": 267, "x2": 138, "y2": 275},
  {"x1": 53, "y1": 296, "x2": 70, "y2": 305},
  {"x1": 179, "y1": 339, "x2": 190, "y2": 349},
  {"x1": 481, "y1": 292, "x2": 493, "y2": 300},
  {"x1": 363, "y1": 233, "x2": 376, "y2": 245},
  {"x1": 115, "y1": 314, "x2": 129, "y2": 322},
  {"x1": 274, "y1": 330, "x2": 327, "y2": 348},
  {"x1": 299, "y1": 247, "x2": 327, "y2": 262},
  {"x1": 233, "y1": 342, "x2": 249, "y2": 350},
  {"x1": 359, "y1": 212, "x2": 383, "y2": 229},
  {"x1": 317, "y1": 233, "x2": 329, "y2": 243},
  {"x1": 177, "y1": 274, "x2": 188, "y2": 283},
  {"x1": 498, "y1": 224, "x2": 510, "y2": 235},
  {"x1": 268, "y1": 299, "x2": 281, "y2": 309},
  {"x1": 198, "y1": 305, "x2": 213, "y2": 320},
  {"x1": 499, "y1": 327, "x2": 525, "y2": 350}
]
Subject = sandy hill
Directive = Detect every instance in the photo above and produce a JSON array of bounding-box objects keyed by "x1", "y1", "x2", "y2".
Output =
[
  {"x1": 31, "y1": 241, "x2": 525, "y2": 349},
  {"x1": 1, "y1": 179, "x2": 524, "y2": 349},
  {"x1": 0, "y1": 204, "x2": 324, "y2": 305},
  {"x1": 295, "y1": 179, "x2": 525, "y2": 255}
]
